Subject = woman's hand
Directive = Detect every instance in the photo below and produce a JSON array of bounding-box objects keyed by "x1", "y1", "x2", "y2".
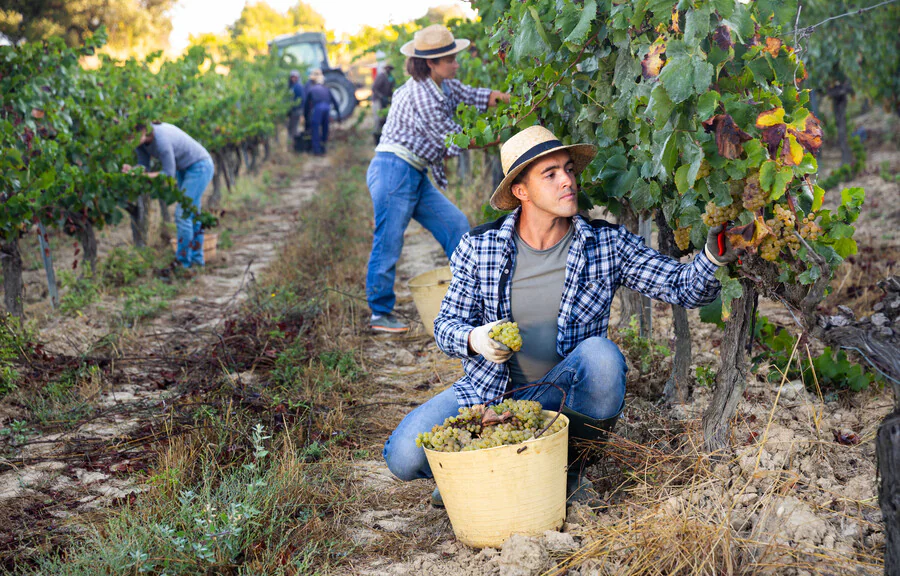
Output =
[
  {"x1": 488, "y1": 90, "x2": 511, "y2": 107},
  {"x1": 121, "y1": 164, "x2": 133, "y2": 174}
]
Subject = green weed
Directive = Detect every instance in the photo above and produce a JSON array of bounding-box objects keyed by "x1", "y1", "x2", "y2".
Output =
[
  {"x1": 121, "y1": 279, "x2": 179, "y2": 325},
  {"x1": 59, "y1": 270, "x2": 101, "y2": 315}
]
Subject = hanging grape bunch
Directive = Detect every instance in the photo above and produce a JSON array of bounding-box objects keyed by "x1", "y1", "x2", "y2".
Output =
[
  {"x1": 416, "y1": 399, "x2": 566, "y2": 452},
  {"x1": 489, "y1": 321, "x2": 522, "y2": 351}
]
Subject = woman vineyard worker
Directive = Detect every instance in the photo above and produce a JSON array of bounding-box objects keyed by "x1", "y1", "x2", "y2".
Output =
[{"x1": 366, "y1": 25, "x2": 510, "y2": 333}]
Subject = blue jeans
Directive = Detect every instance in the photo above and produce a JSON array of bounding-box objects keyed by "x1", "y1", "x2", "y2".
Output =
[
  {"x1": 383, "y1": 336, "x2": 627, "y2": 481},
  {"x1": 365, "y1": 152, "x2": 470, "y2": 316},
  {"x1": 310, "y1": 102, "x2": 331, "y2": 154},
  {"x1": 174, "y1": 158, "x2": 214, "y2": 268}
]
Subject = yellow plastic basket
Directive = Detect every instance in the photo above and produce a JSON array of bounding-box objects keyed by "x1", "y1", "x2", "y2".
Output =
[
  {"x1": 423, "y1": 410, "x2": 569, "y2": 548},
  {"x1": 408, "y1": 266, "x2": 452, "y2": 337}
]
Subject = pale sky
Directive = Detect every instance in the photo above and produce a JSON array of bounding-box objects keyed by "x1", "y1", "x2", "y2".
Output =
[{"x1": 168, "y1": 0, "x2": 478, "y2": 53}]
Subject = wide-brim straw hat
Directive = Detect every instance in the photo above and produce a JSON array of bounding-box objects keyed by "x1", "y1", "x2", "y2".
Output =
[
  {"x1": 490, "y1": 126, "x2": 597, "y2": 211},
  {"x1": 400, "y1": 24, "x2": 470, "y2": 59}
]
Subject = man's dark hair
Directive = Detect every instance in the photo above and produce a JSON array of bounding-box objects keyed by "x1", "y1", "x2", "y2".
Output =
[
  {"x1": 135, "y1": 122, "x2": 147, "y2": 132},
  {"x1": 406, "y1": 57, "x2": 430, "y2": 81}
]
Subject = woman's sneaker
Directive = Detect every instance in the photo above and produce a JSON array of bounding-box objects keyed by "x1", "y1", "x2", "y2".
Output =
[{"x1": 370, "y1": 313, "x2": 409, "y2": 333}]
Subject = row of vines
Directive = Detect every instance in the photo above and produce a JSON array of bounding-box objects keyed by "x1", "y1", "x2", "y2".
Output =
[{"x1": 0, "y1": 27, "x2": 294, "y2": 317}]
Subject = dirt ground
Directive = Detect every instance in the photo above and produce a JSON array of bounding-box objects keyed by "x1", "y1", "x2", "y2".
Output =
[{"x1": 1, "y1": 112, "x2": 898, "y2": 573}]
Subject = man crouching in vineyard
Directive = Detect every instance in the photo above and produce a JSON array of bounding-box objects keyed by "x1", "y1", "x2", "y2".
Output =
[
  {"x1": 122, "y1": 121, "x2": 214, "y2": 268},
  {"x1": 383, "y1": 126, "x2": 741, "y2": 505}
]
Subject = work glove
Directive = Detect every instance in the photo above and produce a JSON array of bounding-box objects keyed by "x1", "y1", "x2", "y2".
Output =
[
  {"x1": 704, "y1": 224, "x2": 741, "y2": 266},
  {"x1": 468, "y1": 318, "x2": 513, "y2": 364}
]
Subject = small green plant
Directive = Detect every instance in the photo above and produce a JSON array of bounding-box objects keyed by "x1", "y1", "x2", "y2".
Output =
[
  {"x1": 880, "y1": 161, "x2": 899, "y2": 184},
  {"x1": 121, "y1": 279, "x2": 178, "y2": 325},
  {"x1": 97, "y1": 247, "x2": 155, "y2": 287},
  {"x1": 59, "y1": 270, "x2": 101, "y2": 315},
  {"x1": 318, "y1": 350, "x2": 362, "y2": 381},
  {"x1": 217, "y1": 228, "x2": 233, "y2": 250},
  {"x1": 0, "y1": 419, "x2": 30, "y2": 446},
  {"x1": 0, "y1": 315, "x2": 32, "y2": 396},
  {"x1": 618, "y1": 316, "x2": 671, "y2": 373},
  {"x1": 752, "y1": 315, "x2": 881, "y2": 392},
  {"x1": 695, "y1": 365, "x2": 716, "y2": 388}
]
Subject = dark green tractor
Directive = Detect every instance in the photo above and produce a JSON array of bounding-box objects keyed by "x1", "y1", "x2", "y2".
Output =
[{"x1": 268, "y1": 31, "x2": 358, "y2": 120}]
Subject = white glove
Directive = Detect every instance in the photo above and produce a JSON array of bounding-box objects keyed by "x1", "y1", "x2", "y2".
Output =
[{"x1": 469, "y1": 318, "x2": 513, "y2": 364}]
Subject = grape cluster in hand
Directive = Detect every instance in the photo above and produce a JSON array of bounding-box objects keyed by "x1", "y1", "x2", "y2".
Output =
[
  {"x1": 489, "y1": 321, "x2": 522, "y2": 352},
  {"x1": 701, "y1": 200, "x2": 741, "y2": 227},
  {"x1": 415, "y1": 399, "x2": 567, "y2": 452}
]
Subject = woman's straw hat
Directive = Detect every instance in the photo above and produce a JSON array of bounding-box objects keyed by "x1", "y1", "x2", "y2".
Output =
[
  {"x1": 400, "y1": 25, "x2": 470, "y2": 59},
  {"x1": 490, "y1": 126, "x2": 597, "y2": 211}
]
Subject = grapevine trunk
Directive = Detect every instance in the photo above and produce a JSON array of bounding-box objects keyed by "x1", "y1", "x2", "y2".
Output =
[
  {"x1": 702, "y1": 279, "x2": 758, "y2": 453},
  {"x1": 878, "y1": 410, "x2": 900, "y2": 576},
  {"x1": 0, "y1": 238, "x2": 24, "y2": 317},
  {"x1": 655, "y1": 211, "x2": 693, "y2": 404}
]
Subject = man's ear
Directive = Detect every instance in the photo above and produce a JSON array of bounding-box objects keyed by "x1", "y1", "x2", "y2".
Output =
[{"x1": 511, "y1": 181, "x2": 528, "y2": 204}]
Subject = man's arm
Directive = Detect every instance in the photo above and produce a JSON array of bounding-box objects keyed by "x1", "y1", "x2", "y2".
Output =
[
  {"x1": 616, "y1": 226, "x2": 720, "y2": 309},
  {"x1": 434, "y1": 234, "x2": 483, "y2": 358}
]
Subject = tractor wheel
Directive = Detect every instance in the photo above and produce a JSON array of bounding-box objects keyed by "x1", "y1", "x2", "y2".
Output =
[{"x1": 324, "y1": 71, "x2": 358, "y2": 121}]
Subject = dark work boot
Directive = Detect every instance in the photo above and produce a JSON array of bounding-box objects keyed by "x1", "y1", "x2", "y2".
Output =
[{"x1": 563, "y1": 404, "x2": 622, "y2": 503}]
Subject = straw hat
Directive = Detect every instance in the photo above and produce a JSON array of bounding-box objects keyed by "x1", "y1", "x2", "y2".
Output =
[
  {"x1": 309, "y1": 68, "x2": 325, "y2": 84},
  {"x1": 400, "y1": 25, "x2": 470, "y2": 59},
  {"x1": 490, "y1": 126, "x2": 597, "y2": 211}
]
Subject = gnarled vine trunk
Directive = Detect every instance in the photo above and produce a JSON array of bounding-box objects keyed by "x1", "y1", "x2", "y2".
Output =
[
  {"x1": 617, "y1": 205, "x2": 644, "y2": 328},
  {"x1": 76, "y1": 219, "x2": 98, "y2": 273},
  {"x1": 702, "y1": 279, "x2": 758, "y2": 452},
  {"x1": 655, "y1": 210, "x2": 692, "y2": 404},
  {"x1": 128, "y1": 194, "x2": 152, "y2": 248},
  {"x1": 828, "y1": 81, "x2": 854, "y2": 166},
  {"x1": 1, "y1": 238, "x2": 24, "y2": 317}
]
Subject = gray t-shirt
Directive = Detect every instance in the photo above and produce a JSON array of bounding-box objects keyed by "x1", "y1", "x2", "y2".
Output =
[
  {"x1": 136, "y1": 123, "x2": 212, "y2": 178},
  {"x1": 507, "y1": 224, "x2": 574, "y2": 385}
]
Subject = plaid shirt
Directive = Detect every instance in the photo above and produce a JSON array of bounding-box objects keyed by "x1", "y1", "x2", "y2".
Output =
[
  {"x1": 434, "y1": 209, "x2": 722, "y2": 407},
  {"x1": 379, "y1": 77, "x2": 492, "y2": 189}
]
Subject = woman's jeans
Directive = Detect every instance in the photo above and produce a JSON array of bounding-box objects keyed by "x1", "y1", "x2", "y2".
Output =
[
  {"x1": 174, "y1": 158, "x2": 214, "y2": 268},
  {"x1": 365, "y1": 152, "x2": 470, "y2": 316},
  {"x1": 383, "y1": 336, "x2": 628, "y2": 481}
]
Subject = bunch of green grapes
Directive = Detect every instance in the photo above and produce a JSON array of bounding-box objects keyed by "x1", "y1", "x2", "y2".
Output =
[
  {"x1": 799, "y1": 213, "x2": 821, "y2": 241},
  {"x1": 674, "y1": 225, "x2": 692, "y2": 252},
  {"x1": 758, "y1": 235, "x2": 783, "y2": 262},
  {"x1": 696, "y1": 159, "x2": 712, "y2": 180},
  {"x1": 742, "y1": 173, "x2": 766, "y2": 212},
  {"x1": 489, "y1": 321, "x2": 522, "y2": 352},
  {"x1": 773, "y1": 204, "x2": 795, "y2": 229},
  {"x1": 701, "y1": 200, "x2": 742, "y2": 227},
  {"x1": 416, "y1": 399, "x2": 566, "y2": 452}
]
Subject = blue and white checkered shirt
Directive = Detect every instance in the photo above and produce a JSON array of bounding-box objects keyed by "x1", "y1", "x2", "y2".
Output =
[
  {"x1": 433, "y1": 209, "x2": 722, "y2": 407},
  {"x1": 378, "y1": 77, "x2": 491, "y2": 189}
]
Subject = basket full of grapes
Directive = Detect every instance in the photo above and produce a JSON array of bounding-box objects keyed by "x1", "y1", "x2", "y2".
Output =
[{"x1": 417, "y1": 393, "x2": 569, "y2": 548}]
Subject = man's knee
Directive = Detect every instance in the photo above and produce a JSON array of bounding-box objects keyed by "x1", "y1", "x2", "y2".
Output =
[
  {"x1": 382, "y1": 437, "x2": 426, "y2": 482},
  {"x1": 574, "y1": 337, "x2": 627, "y2": 394}
]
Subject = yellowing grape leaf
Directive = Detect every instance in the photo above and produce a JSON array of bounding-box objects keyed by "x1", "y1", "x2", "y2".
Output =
[
  {"x1": 702, "y1": 114, "x2": 752, "y2": 160},
  {"x1": 641, "y1": 40, "x2": 666, "y2": 79},
  {"x1": 671, "y1": 6, "x2": 680, "y2": 33},
  {"x1": 713, "y1": 25, "x2": 733, "y2": 50},
  {"x1": 781, "y1": 133, "x2": 803, "y2": 166},
  {"x1": 726, "y1": 216, "x2": 773, "y2": 253},
  {"x1": 764, "y1": 37, "x2": 782, "y2": 57},
  {"x1": 787, "y1": 111, "x2": 823, "y2": 155},
  {"x1": 755, "y1": 107, "x2": 785, "y2": 128}
]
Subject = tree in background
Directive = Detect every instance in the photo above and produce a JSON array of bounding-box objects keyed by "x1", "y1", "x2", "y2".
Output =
[
  {"x1": 0, "y1": 0, "x2": 176, "y2": 57},
  {"x1": 225, "y1": 1, "x2": 326, "y2": 55}
]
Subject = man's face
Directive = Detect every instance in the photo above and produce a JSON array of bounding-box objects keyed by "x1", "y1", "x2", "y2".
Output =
[
  {"x1": 513, "y1": 150, "x2": 578, "y2": 219},
  {"x1": 428, "y1": 54, "x2": 459, "y2": 81}
]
